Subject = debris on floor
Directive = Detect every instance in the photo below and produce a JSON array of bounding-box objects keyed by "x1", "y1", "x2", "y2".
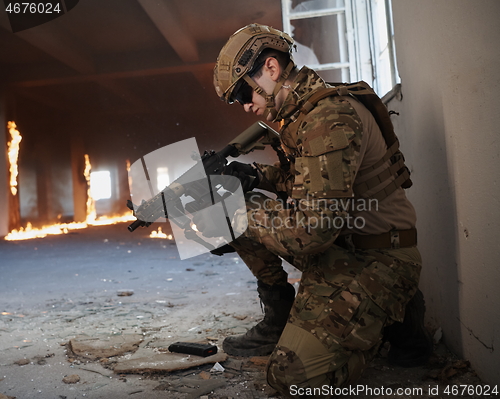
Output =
[
  {"x1": 113, "y1": 352, "x2": 228, "y2": 374},
  {"x1": 62, "y1": 374, "x2": 80, "y2": 384},
  {"x1": 13, "y1": 359, "x2": 29, "y2": 366},
  {"x1": 117, "y1": 290, "x2": 135, "y2": 297},
  {"x1": 67, "y1": 334, "x2": 143, "y2": 360},
  {"x1": 425, "y1": 358, "x2": 472, "y2": 382},
  {"x1": 0, "y1": 224, "x2": 492, "y2": 398}
]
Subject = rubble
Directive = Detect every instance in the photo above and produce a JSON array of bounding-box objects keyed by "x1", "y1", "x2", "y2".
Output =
[
  {"x1": 248, "y1": 356, "x2": 269, "y2": 367},
  {"x1": 426, "y1": 359, "x2": 472, "y2": 382},
  {"x1": 68, "y1": 334, "x2": 143, "y2": 360},
  {"x1": 154, "y1": 376, "x2": 227, "y2": 398},
  {"x1": 210, "y1": 362, "x2": 225, "y2": 373},
  {"x1": 199, "y1": 370, "x2": 211, "y2": 380},
  {"x1": 62, "y1": 374, "x2": 80, "y2": 384},
  {"x1": 0, "y1": 224, "x2": 491, "y2": 398},
  {"x1": 13, "y1": 359, "x2": 29, "y2": 366},
  {"x1": 117, "y1": 290, "x2": 134, "y2": 297},
  {"x1": 113, "y1": 352, "x2": 228, "y2": 374}
]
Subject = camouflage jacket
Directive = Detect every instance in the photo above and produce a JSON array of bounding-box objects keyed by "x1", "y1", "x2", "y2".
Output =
[
  {"x1": 257, "y1": 66, "x2": 362, "y2": 199},
  {"x1": 239, "y1": 67, "x2": 363, "y2": 257}
]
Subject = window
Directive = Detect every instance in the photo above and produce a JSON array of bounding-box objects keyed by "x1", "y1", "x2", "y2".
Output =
[
  {"x1": 156, "y1": 167, "x2": 170, "y2": 192},
  {"x1": 89, "y1": 171, "x2": 112, "y2": 200},
  {"x1": 281, "y1": 0, "x2": 400, "y2": 96}
]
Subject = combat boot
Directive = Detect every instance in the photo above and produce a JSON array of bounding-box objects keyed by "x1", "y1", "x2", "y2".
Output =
[
  {"x1": 384, "y1": 289, "x2": 434, "y2": 367},
  {"x1": 223, "y1": 281, "x2": 296, "y2": 357}
]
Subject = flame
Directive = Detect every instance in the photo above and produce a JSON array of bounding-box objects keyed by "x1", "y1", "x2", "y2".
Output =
[
  {"x1": 126, "y1": 159, "x2": 133, "y2": 196},
  {"x1": 149, "y1": 227, "x2": 173, "y2": 240},
  {"x1": 7, "y1": 121, "x2": 22, "y2": 196},
  {"x1": 4, "y1": 153, "x2": 135, "y2": 241},
  {"x1": 5, "y1": 221, "x2": 86, "y2": 240},
  {"x1": 84, "y1": 154, "x2": 97, "y2": 224},
  {"x1": 4, "y1": 215, "x2": 136, "y2": 241}
]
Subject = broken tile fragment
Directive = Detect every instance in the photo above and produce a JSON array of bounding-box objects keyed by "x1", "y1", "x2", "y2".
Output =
[
  {"x1": 184, "y1": 379, "x2": 226, "y2": 399},
  {"x1": 117, "y1": 290, "x2": 134, "y2": 296},
  {"x1": 222, "y1": 358, "x2": 242, "y2": 371},
  {"x1": 113, "y1": 351, "x2": 227, "y2": 374},
  {"x1": 68, "y1": 334, "x2": 143, "y2": 360},
  {"x1": 210, "y1": 362, "x2": 224, "y2": 373},
  {"x1": 248, "y1": 356, "x2": 269, "y2": 367},
  {"x1": 62, "y1": 374, "x2": 80, "y2": 384},
  {"x1": 199, "y1": 371, "x2": 211, "y2": 380}
]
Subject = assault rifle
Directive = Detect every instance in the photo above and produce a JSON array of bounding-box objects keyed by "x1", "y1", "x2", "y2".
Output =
[{"x1": 127, "y1": 121, "x2": 281, "y2": 250}]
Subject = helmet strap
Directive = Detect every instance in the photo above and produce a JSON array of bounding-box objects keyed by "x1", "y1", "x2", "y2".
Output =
[
  {"x1": 242, "y1": 61, "x2": 295, "y2": 120},
  {"x1": 269, "y1": 61, "x2": 294, "y2": 121}
]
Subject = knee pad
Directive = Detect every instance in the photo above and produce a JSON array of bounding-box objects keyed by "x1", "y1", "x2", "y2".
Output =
[{"x1": 267, "y1": 345, "x2": 308, "y2": 395}]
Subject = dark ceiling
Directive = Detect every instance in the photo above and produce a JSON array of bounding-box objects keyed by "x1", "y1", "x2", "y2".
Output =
[{"x1": 0, "y1": 0, "x2": 283, "y2": 159}]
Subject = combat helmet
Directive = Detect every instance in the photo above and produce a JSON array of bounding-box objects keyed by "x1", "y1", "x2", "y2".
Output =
[{"x1": 214, "y1": 23, "x2": 295, "y2": 119}]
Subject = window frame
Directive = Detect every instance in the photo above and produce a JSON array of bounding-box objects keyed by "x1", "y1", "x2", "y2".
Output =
[{"x1": 281, "y1": 0, "x2": 400, "y2": 96}]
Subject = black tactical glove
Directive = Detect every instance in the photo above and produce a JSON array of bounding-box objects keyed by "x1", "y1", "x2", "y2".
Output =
[
  {"x1": 223, "y1": 161, "x2": 259, "y2": 192},
  {"x1": 192, "y1": 206, "x2": 225, "y2": 238},
  {"x1": 192, "y1": 198, "x2": 243, "y2": 238}
]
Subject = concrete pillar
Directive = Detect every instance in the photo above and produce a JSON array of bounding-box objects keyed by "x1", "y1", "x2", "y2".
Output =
[
  {"x1": 35, "y1": 148, "x2": 50, "y2": 225},
  {"x1": 0, "y1": 89, "x2": 8, "y2": 236},
  {"x1": 71, "y1": 135, "x2": 87, "y2": 223},
  {"x1": 1, "y1": 92, "x2": 22, "y2": 233},
  {"x1": 117, "y1": 158, "x2": 131, "y2": 214}
]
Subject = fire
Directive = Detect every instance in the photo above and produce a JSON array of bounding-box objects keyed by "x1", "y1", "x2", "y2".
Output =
[
  {"x1": 7, "y1": 121, "x2": 22, "y2": 196},
  {"x1": 4, "y1": 154, "x2": 135, "y2": 241},
  {"x1": 84, "y1": 154, "x2": 97, "y2": 224},
  {"x1": 4, "y1": 215, "x2": 136, "y2": 241},
  {"x1": 149, "y1": 227, "x2": 173, "y2": 240},
  {"x1": 5, "y1": 221, "x2": 86, "y2": 240},
  {"x1": 126, "y1": 159, "x2": 132, "y2": 197}
]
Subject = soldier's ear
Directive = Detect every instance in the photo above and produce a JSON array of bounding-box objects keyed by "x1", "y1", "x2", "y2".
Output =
[{"x1": 264, "y1": 57, "x2": 281, "y2": 82}]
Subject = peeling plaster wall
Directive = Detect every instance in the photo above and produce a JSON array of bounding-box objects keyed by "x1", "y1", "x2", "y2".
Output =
[{"x1": 390, "y1": 0, "x2": 500, "y2": 383}]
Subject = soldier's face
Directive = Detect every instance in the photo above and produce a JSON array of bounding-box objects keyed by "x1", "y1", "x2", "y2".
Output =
[
  {"x1": 242, "y1": 90, "x2": 269, "y2": 118},
  {"x1": 242, "y1": 68, "x2": 278, "y2": 120}
]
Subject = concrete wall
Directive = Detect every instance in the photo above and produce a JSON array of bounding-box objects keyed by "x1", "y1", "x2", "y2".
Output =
[{"x1": 390, "y1": 0, "x2": 500, "y2": 384}]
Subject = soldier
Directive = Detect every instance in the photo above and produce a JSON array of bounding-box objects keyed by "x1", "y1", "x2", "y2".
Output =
[{"x1": 198, "y1": 23, "x2": 433, "y2": 396}]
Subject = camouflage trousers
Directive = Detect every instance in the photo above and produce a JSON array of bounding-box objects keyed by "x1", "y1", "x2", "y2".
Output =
[
  {"x1": 229, "y1": 236, "x2": 290, "y2": 286},
  {"x1": 231, "y1": 238, "x2": 422, "y2": 398}
]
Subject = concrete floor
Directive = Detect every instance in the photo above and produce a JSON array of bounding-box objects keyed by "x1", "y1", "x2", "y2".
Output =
[{"x1": 0, "y1": 223, "x2": 488, "y2": 398}]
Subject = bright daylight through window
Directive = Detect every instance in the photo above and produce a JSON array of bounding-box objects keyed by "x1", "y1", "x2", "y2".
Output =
[
  {"x1": 89, "y1": 170, "x2": 112, "y2": 201},
  {"x1": 281, "y1": 0, "x2": 400, "y2": 97}
]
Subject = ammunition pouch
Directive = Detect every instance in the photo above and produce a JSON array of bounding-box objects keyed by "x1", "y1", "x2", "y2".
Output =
[{"x1": 291, "y1": 81, "x2": 413, "y2": 203}]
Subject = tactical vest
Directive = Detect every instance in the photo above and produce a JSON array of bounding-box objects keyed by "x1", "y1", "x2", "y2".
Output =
[{"x1": 287, "y1": 81, "x2": 412, "y2": 203}]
